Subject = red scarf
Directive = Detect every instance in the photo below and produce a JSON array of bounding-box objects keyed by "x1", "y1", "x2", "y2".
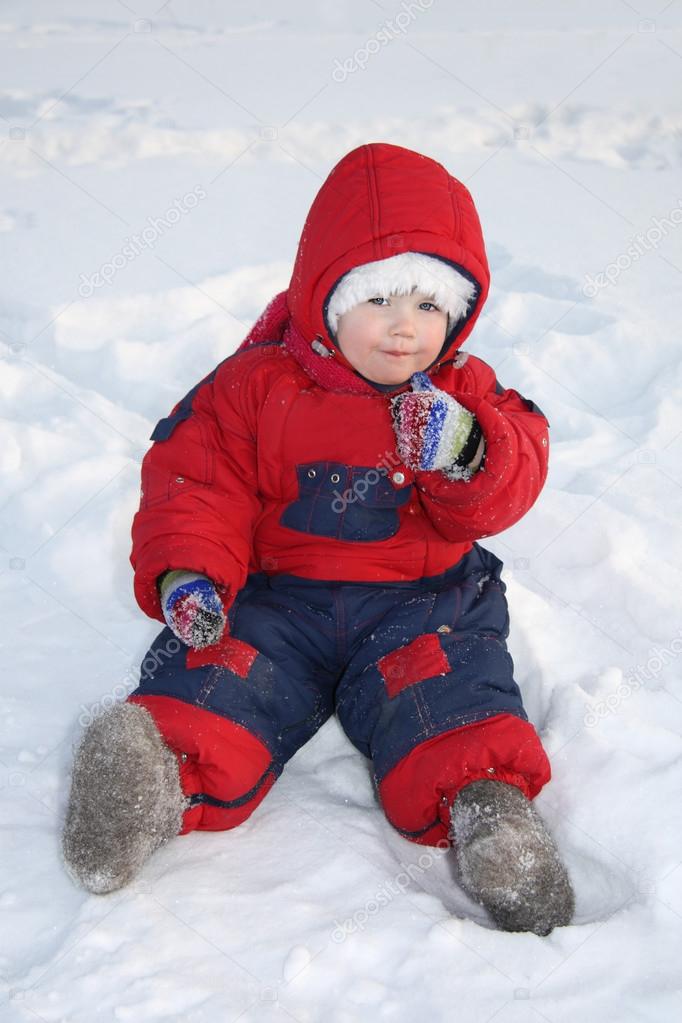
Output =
[{"x1": 238, "y1": 291, "x2": 377, "y2": 396}]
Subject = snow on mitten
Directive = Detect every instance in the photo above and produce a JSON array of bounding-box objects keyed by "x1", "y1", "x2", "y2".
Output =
[
  {"x1": 390, "y1": 372, "x2": 483, "y2": 478},
  {"x1": 160, "y1": 570, "x2": 226, "y2": 649}
]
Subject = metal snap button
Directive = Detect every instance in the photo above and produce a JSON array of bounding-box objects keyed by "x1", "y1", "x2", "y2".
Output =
[
  {"x1": 392, "y1": 471, "x2": 405, "y2": 485},
  {"x1": 175, "y1": 477, "x2": 185, "y2": 483},
  {"x1": 330, "y1": 472, "x2": 340, "y2": 483},
  {"x1": 307, "y1": 468, "x2": 317, "y2": 479}
]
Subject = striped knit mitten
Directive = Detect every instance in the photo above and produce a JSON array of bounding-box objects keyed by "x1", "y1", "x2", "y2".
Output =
[
  {"x1": 159, "y1": 570, "x2": 226, "y2": 649},
  {"x1": 390, "y1": 372, "x2": 483, "y2": 478}
]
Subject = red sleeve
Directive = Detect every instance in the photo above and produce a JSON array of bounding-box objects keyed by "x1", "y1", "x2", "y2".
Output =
[
  {"x1": 130, "y1": 351, "x2": 267, "y2": 622},
  {"x1": 414, "y1": 356, "x2": 549, "y2": 542}
]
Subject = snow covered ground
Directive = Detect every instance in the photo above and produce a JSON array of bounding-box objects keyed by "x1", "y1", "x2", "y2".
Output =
[{"x1": 1, "y1": 1, "x2": 682, "y2": 1020}]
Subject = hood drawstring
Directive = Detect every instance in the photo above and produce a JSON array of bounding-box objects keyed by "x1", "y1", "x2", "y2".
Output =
[{"x1": 311, "y1": 336, "x2": 336, "y2": 358}]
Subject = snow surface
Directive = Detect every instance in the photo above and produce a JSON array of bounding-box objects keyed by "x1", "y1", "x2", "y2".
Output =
[{"x1": 2, "y1": 1, "x2": 682, "y2": 1020}]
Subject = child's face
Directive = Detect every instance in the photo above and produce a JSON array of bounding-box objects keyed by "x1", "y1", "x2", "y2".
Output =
[{"x1": 335, "y1": 291, "x2": 449, "y2": 385}]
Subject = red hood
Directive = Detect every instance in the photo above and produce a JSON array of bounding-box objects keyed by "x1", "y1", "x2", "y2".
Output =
[{"x1": 241, "y1": 143, "x2": 490, "y2": 395}]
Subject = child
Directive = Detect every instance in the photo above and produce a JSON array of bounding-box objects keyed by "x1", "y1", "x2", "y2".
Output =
[{"x1": 63, "y1": 143, "x2": 574, "y2": 935}]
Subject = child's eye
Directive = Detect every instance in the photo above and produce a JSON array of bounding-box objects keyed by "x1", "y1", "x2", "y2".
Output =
[{"x1": 366, "y1": 297, "x2": 440, "y2": 310}]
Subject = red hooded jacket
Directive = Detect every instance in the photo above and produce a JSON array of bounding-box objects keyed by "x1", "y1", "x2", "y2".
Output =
[{"x1": 131, "y1": 143, "x2": 549, "y2": 622}]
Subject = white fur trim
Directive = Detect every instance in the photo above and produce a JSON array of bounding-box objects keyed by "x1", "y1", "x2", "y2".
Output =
[{"x1": 327, "y1": 253, "x2": 476, "y2": 334}]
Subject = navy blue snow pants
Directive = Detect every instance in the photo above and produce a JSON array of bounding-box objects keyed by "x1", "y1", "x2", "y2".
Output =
[{"x1": 129, "y1": 544, "x2": 551, "y2": 845}]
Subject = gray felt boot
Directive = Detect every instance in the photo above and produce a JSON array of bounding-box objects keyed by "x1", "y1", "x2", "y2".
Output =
[
  {"x1": 449, "y1": 780, "x2": 574, "y2": 936},
  {"x1": 62, "y1": 702, "x2": 186, "y2": 894}
]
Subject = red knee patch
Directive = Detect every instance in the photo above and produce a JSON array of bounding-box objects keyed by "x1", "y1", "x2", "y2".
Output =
[
  {"x1": 379, "y1": 713, "x2": 552, "y2": 846},
  {"x1": 128, "y1": 694, "x2": 274, "y2": 833},
  {"x1": 378, "y1": 634, "x2": 450, "y2": 698},
  {"x1": 186, "y1": 635, "x2": 258, "y2": 678}
]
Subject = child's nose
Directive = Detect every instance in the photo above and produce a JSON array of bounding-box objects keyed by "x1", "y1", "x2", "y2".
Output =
[{"x1": 390, "y1": 311, "x2": 417, "y2": 336}]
